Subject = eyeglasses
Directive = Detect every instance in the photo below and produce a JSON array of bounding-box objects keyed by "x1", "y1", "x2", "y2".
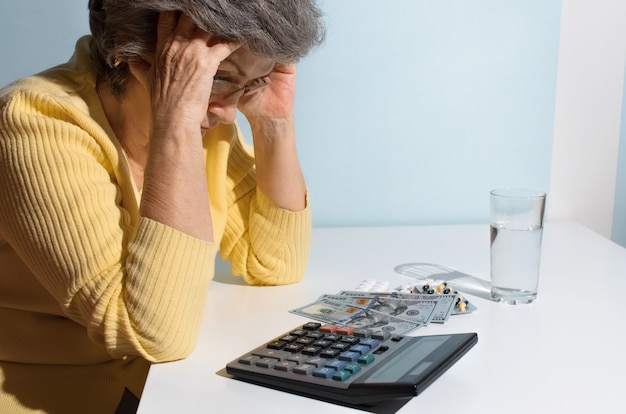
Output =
[{"x1": 210, "y1": 76, "x2": 269, "y2": 100}]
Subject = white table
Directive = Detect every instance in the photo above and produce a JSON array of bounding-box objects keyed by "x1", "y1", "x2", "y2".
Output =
[{"x1": 137, "y1": 222, "x2": 626, "y2": 413}]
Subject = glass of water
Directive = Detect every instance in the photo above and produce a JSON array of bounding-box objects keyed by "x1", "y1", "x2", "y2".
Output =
[{"x1": 490, "y1": 188, "x2": 546, "y2": 304}]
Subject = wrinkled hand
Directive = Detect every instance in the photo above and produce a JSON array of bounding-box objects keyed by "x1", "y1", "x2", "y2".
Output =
[
  {"x1": 237, "y1": 63, "x2": 297, "y2": 122},
  {"x1": 148, "y1": 12, "x2": 240, "y2": 138}
]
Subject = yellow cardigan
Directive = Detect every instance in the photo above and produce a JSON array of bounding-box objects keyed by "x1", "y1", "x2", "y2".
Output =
[{"x1": 0, "y1": 36, "x2": 311, "y2": 413}]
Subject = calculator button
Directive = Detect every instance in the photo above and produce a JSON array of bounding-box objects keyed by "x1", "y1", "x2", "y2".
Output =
[
  {"x1": 274, "y1": 361, "x2": 297, "y2": 371},
  {"x1": 325, "y1": 360, "x2": 347, "y2": 371},
  {"x1": 266, "y1": 341, "x2": 286, "y2": 350},
  {"x1": 305, "y1": 357, "x2": 326, "y2": 367},
  {"x1": 359, "y1": 338, "x2": 380, "y2": 349},
  {"x1": 303, "y1": 322, "x2": 322, "y2": 331},
  {"x1": 238, "y1": 355, "x2": 260, "y2": 365},
  {"x1": 324, "y1": 334, "x2": 342, "y2": 342},
  {"x1": 283, "y1": 343, "x2": 304, "y2": 353},
  {"x1": 319, "y1": 324, "x2": 339, "y2": 333},
  {"x1": 312, "y1": 367, "x2": 335, "y2": 379},
  {"x1": 312, "y1": 339, "x2": 332, "y2": 348},
  {"x1": 344, "y1": 363, "x2": 362, "y2": 374},
  {"x1": 256, "y1": 358, "x2": 278, "y2": 368},
  {"x1": 252, "y1": 348, "x2": 290, "y2": 361},
  {"x1": 279, "y1": 335, "x2": 297, "y2": 342},
  {"x1": 320, "y1": 348, "x2": 341, "y2": 359},
  {"x1": 332, "y1": 370, "x2": 352, "y2": 381},
  {"x1": 349, "y1": 345, "x2": 370, "y2": 355},
  {"x1": 286, "y1": 354, "x2": 308, "y2": 363},
  {"x1": 306, "y1": 332, "x2": 325, "y2": 340},
  {"x1": 293, "y1": 364, "x2": 315, "y2": 375},
  {"x1": 372, "y1": 331, "x2": 391, "y2": 340},
  {"x1": 336, "y1": 326, "x2": 356, "y2": 335},
  {"x1": 353, "y1": 329, "x2": 372, "y2": 338},
  {"x1": 338, "y1": 351, "x2": 360, "y2": 362},
  {"x1": 358, "y1": 354, "x2": 375, "y2": 365},
  {"x1": 331, "y1": 342, "x2": 350, "y2": 351},
  {"x1": 301, "y1": 346, "x2": 322, "y2": 356},
  {"x1": 341, "y1": 336, "x2": 360, "y2": 345},
  {"x1": 295, "y1": 337, "x2": 315, "y2": 345},
  {"x1": 290, "y1": 329, "x2": 307, "y2": 337}
]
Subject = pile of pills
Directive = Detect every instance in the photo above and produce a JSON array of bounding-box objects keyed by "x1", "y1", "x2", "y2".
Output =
[
  {"x1": 406, "y1": 282, "x2": 470, "y2": 312},
  {"x1": 354, "y1": 279, "x2": 471, "y2": 313}
]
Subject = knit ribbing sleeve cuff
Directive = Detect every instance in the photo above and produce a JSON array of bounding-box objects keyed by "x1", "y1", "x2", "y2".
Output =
[
  {"x1": 237, "y1": 190, "x2": 311, "y2": 286},
  {"x1": 119, "y1": 217, "x2": 218, "y2": 361}
]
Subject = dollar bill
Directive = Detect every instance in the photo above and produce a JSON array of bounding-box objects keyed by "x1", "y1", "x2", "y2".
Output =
[
  {"x1": 344, "y1": 308, "x2": 423, "y2": 336},
  {"x1": 290, "y1": 295, "x2": 426, "y2": 335},
  {"x1": 339, "y1": 290, "x2": 455, "y2": 323},
  {"x1": 392, "y1": 292, "x2": 457, "y2": 323},
  {"x1": 340, "y1": 289, "x2": 477, "y2": 320},
  {"x1": 289, "y1": 297, "x2": 369, "y2": 325},
  {"x1": 323, "y1": 294, "x2": 437, "y2": 326}
]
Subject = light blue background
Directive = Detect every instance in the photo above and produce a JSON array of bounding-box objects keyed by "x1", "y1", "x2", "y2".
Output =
[
  {"x1": 5, "y1": 1, "x2": 623, "y2": 244},
  {"x1": 290, "y1": 0, "x2": 561, "y2": 227},
  {"x1": 0, "y1": 1, "x2": 90, "y2": 85}
]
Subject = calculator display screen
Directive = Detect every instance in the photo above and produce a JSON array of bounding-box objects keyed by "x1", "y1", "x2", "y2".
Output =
[{"x1": 362, "y1": 336, "x2": 448, "y2": 383}]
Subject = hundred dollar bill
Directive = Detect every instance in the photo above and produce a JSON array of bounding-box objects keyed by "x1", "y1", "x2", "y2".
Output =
[
  {"x1": 343, "y1": 308, "x2": 423, "y2": 336},
  {"x1": 289, "y1": 297, "x2": 368, "y2": 325},
  {"x1": 323, "y1": 293, "x2": 437, "y2": 326},
  {"x1": 340, "y1": 289, "x2": 476, "y2": 321},
  {"x1": 392, "y1": 292, "x2": 458, "y2": 323},
  {"x1": 290, "y1": 296, "x2": 423, "y2": 336}
]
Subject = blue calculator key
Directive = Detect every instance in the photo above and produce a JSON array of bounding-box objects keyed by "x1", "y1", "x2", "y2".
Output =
[
  {"x1": 312, "y1": 367, "x2": 335, "y2": 379},
  {"x1": 338, "y1": 351, "x2": 360, "y2": 362},
  {"x1": 358, "y1": 338, "x2": 380, "y2": 348},
  {"x1": 349, "y1": 345, "x2": 370, "y2": 355},
  {"x1": 325, "y1": 360, "x2": 347, "y2": 371}
]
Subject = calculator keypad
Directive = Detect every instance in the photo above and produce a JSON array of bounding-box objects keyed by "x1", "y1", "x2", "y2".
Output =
[{"x1": 238, "y1": 322, "x2": 384, "y2": 383}]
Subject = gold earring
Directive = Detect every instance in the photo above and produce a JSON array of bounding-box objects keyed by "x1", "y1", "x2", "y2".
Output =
[{"x1": 113, "y1": 58, "x2": 122, "y2": 68}]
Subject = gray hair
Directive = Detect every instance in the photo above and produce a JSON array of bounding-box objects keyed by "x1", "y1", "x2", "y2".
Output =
[{"x1": 88, "y1": 0, "x2": 325, "y2": 97}]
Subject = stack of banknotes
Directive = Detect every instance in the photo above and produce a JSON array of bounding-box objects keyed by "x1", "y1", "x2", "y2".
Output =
[{"x1": 290, "y1": 281, "x2": 477, "y2": 337}]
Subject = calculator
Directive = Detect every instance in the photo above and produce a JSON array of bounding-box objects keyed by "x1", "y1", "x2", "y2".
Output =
[{"x1": 225, "y1": 322, "x2": 477, "y2": 405}]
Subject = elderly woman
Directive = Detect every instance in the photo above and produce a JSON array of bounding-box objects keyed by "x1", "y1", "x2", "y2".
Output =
[{"x1": 0, "y1": 0, "x2": 324, "y2": 412}]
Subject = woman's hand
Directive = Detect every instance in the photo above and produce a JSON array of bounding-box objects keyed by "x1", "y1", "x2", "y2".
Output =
[
  {"x1": 137, "y1": 11, "x2": 241, "y2": 241},
  {"x1": 236, "y1": 62, "x2": 306, "y2": 212},
  {"x1": 237, "y1": 63, "x2": 297, "y2": 122},
  {"x1": 149, "y1": 11, "x2": 240, "y2": 138}
]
